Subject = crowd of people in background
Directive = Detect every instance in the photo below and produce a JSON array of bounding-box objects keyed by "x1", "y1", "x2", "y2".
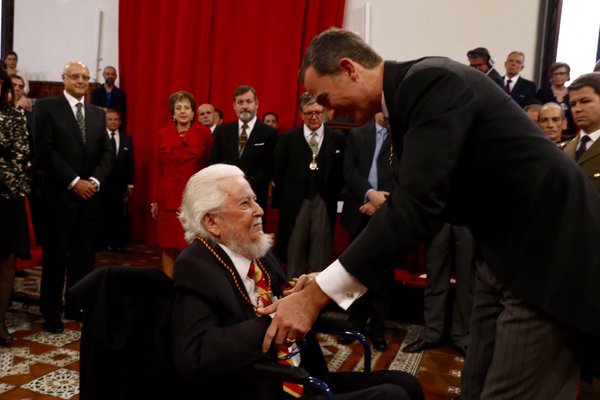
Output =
[{"x1": 1, "y1": 40, "x2": 600, "y2": 399}]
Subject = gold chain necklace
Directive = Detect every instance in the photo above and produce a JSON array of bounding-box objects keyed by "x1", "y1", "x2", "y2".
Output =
[{"x1": 195, "y1": 236, "x2": 272, "y2": 316}]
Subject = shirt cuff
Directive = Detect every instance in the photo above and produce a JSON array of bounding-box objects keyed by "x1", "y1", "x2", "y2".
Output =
[
  {"x1": 315, "y1": 259, "x2": 367, "y2": 310},
  {"x1": 89, "y1": 177, "x2": 100, "y2": 191},
  {"x1": 68, "y1": 176, "x2": 80, "y2": 190},
  {"x1": 364, "y1": 188, "x2": 374, "y2": 203}
]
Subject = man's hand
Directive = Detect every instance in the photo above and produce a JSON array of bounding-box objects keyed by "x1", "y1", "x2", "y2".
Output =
[
  {"x1": 150, "y1": 203, "x2": 158, "y2": 219},
  {"x1": 359, "y1": 202, "x2": 377, "y2": 216},
  {"x1": 282, "y1": 272, "x2": 319, "y2": 296},
  {"x1": 366, "y1": 190, "x2": 390, "y2": 209},
  {"x1": 72, "y1": 179, "x2": 97, "y2": 200},
  {"x1": 257, "y1": 282, "x2": 331, "y2": 353}
]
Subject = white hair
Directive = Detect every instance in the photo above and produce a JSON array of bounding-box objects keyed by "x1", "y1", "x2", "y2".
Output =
[{"x1": 178, "y1": 164, "x2": 245, "y2": 244}]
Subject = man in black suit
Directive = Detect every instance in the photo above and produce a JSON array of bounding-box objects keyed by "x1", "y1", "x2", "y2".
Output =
[
  {"x1": 34, "y1": 60, "x2": 112, "y2": 333},
  {"x1": 502, "y1": 51, "x2": 537, "y2": 108},
  {"x1": 273, "y1": 93, "x2": 345, "y2": 279},
  {"x1": 172, "y1": 164, "x2": 424, "y2": 400},
  {"x1": 99, "y1": 109, "x2": 134, "y2": 251},
  {"x1": 260, "y1": 28, "x2": 600, "y2": 400},
  {"x1": 90, "y1": 66, "x2": 127, "y2": 122},
  {"x1": 340, "y1": 112, "x2": 398, "y2": 351},
  {"x1": 466, "y1": 47, "x2": 503, "y2": 88},
  {"x1": 209, "y1": 85, "x2": 277, "y2": 217}
]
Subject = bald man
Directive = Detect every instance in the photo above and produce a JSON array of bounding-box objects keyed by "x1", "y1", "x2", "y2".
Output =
[
  {"x1": 197, "y1": 103, "x2": 217, "y2": 133},
  {"x1": 538, "y1": 102, "x2": 568, "y2": 145},
  {"x1": 34, "y1": 61, "x2": 112, "y2": 333}
]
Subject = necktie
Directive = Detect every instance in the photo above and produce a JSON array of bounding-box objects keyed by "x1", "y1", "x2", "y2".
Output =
[
  {"x1": 504, "y1": 79, "x2": 512, "y2": 94},
  {"x1": 368, "y1": 127, "x2": 387, "y2": 189},
  {"x1": 576, "y1": 135, "x2": 591, "y2": 161},
  {"x1": 76, "y1": 103, "x2": 86, "y2": 143},
  {"x1": 239, "y1": 123, "x2": 248, "y2": 156},
  {"x1": 247, "y1": 262, "x2": 303, "y2": 398},
  {"x1": 110, "y1": 131, "x2": 117, "y2": 157},
  {"x1": 309, "y1": 131, "x2": 319, "y2": 155}
]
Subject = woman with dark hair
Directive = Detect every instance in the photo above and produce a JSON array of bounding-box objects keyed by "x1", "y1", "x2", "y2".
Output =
[
  {"x1": 150, "y1": 91, "x2": 213, "y2": 277},
  {"x1": 0, "y1": 68, "x2": 30, "y2": 346},
  {"x1": 536, "y1": 62, "x2": 576, "y2": 135}
]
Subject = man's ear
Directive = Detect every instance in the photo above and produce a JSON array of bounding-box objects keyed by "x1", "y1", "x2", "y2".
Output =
[
  {"x1": 339, "y1": 58, "x2": 358, "y2": 80},
  {"x1": 201, "y1": 213, "x2": 220, "y2": 237}
]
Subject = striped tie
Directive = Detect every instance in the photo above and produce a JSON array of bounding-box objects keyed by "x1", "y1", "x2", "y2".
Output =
[
  {"x1": 76, "y1": 103, "x2": 86, "y2": 144},
  {"x1": 239, "y1": 123, "x2": 248, "y2": 156},
  {"x1": 247, "y1": 261, "x2": 303, "y2": 398}
]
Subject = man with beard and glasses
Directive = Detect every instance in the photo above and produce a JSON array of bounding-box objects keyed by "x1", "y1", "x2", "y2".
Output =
[
  {"x1": 91, "y1": 66, "x2": 127, "y2": 123},
  {"x1": 209, "y1": 86, "x2": 277, "y2": 219},
  {"x1": 170, "y1": 163, "x2": 424, "y2": 400}
]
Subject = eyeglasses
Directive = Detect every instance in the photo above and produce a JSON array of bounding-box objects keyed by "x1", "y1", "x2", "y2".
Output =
[
  {"x1": 64, "y1": 73, "x2": 91, "y2": 81},
  {"x1": 302, "y1": 111, "x2": 324, "y2": 118}
]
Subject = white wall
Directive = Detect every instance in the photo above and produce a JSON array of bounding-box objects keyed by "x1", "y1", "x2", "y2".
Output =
[
  {"x1": 14, "y1": 0, "x2": 542, "y2": 83},
  {"x1": 14, "y1": 0, "x2": 119, "y2": 83},
  {"x1": 344, "y1": 0, "x2": 542, "y2": 81},
  {"x1": 557, "y1": 0, "x2": 600, "y2": 83}
]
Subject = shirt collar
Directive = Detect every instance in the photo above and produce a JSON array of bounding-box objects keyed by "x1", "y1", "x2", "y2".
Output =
[
  {"x1": 218, "y1": 243, "x2": 252, "y2": 279},
  {"x1": 381, "y1": 90, "x2": 389, "y2": 118},
  {"x1": 238, "y1": 116, "x2": 257, "y2": 132},
  {"x1": 580, "y1": 128, "x2": 600, "y2": 143},
  {"x1": 63, "y1": 90, "x2": 84, "y2": 108},
  {"x1": 303, "y1": 123, "x2": 324, "y2": 138}
]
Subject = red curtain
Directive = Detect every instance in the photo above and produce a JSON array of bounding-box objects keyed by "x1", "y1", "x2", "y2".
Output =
[{"x1": 119, "y1": 0, "x2": 345, "y2": 244}]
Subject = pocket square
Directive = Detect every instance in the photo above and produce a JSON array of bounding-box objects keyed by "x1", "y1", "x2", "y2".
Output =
[
  {"x1": 123, "y1": 147, "x2": 129, "y2": 151},
  {"x1": 253, "y1": 142, "x2": 265, "y2": 146},
  {"x1": 335, "y1": 149, "x2": 341, "y2": 154}
]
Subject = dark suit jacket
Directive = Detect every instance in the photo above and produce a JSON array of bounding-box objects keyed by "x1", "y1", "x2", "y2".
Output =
[
  {"x1": 340, "y1": 121, "x2": 399, "y2": 236},
  {"x1": 106, "y1": 131, "x2": 134, "y2": 193},
  {"x1": 486, "y1": 68, "x2": 504, "y2": 88},
  {"x1": 505, "y1": 75, "x2": 537, "y2": 108},
  {"x1": 563, "y1": 135, "x2": 600, "y2": 193},
  {"x1": 273, "y1": 126, "x2": 346, "y2": 261},
  {"x1": 33, "y1": 94, "x2": 112, "y2": 200},
  {"x1": 209, "y1": 120, "x2": 277, "y2": 211},
  {"x1": 340, "y1": 58, "x2": 600, "y2": 339},
  {"x1": 171, "y1": 241, "x2": 330, "y2": 399},
  {"x1": 90, "y1": 84, "x2": 127, "y2": 120}
]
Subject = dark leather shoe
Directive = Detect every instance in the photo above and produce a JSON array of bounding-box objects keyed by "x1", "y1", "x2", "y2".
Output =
[
  {"x1": 0, "y1": 321, "x2": 12, "y2": 347},
  {"x1": 402, "y1": 337, "x2": 441, "y2": 353},
  {"x1": 43, "y1": 319, "x2": 64, "y2": 334},
  {"x1": 371, "y1": 334, "x2": 388, "y2": 352}
]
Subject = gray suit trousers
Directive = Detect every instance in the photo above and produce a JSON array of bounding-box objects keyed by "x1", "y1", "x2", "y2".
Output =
[{"x1": 461, "y1": 261, "x2": 580, "y2": 399}]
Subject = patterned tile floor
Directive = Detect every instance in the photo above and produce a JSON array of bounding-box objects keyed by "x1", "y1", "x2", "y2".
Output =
[
  {"x1": 0, "y1": 244, "x2": 472, "y2": 400},
  {"x1": 1, "y1": 245, "x2": 162, "y2": 400}
]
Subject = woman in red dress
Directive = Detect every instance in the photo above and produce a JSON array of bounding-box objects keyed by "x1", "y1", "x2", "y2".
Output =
[{"x1": 151, "y1": 91, "x2": 213, "y2": 277}]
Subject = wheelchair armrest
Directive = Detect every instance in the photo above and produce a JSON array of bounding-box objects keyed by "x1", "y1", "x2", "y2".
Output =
[
  {"x1": 248, "y1": 363, "x2": 334, "y2": 399},
  {"x1": 313, "y1": 312, "x2": 372, "y2": 373},
  {"x1": 248, "y1": 362, "x2": 310, "y2": 383}
]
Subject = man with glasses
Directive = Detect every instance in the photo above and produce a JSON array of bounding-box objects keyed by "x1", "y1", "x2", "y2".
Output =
[
  {"x1": 273, "y1": 92, "x2": 346, "y2": 279},
  {"x1": 466, "y1": 47, "x2": 503, "y2": 88},
  {"x1": 33, "y1": 60, "x2": 111, "y2": 333}
]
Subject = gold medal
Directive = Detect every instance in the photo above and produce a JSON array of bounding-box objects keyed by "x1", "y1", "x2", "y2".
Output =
[{"x1": 309, "y1": 154, "x2": 318, "y2": 170}]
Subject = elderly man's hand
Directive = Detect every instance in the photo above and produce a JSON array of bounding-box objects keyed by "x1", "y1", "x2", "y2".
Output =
[
  {"x1": 282, "y1": 272, "x2": 319, "y2": 296},
  {"x1": 257, "y1": 282, "x2": 330, "y2": 353}
]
